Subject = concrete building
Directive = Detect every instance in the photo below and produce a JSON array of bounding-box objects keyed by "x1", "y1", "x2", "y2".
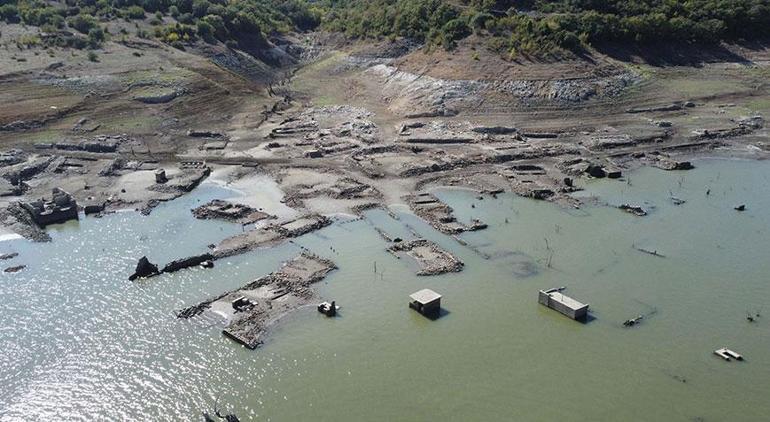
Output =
[
  {"x1": 604, "y1": 166, "x2": 623, "y2": 179},
  {"x1": 154, "y1": 168, "x2": 168, "y2": 184},
  {"x1": 538, "y1": 287, "x2": 589, "y2": 321},
  {"x1": 20, "y1": 188, "x2": 78, "y2": 227},
  {"x1": 409, "y1": 289, "x2": 441, "y2": 317}
]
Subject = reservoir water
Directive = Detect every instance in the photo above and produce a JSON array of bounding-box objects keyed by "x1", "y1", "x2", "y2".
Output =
[{"x1": 1, "y1": 158, "x2": 769, "y2": 421}]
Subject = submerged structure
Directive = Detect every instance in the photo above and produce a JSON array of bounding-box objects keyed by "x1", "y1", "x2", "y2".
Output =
[
  {"x1": 409, "y1": 289, "x2": 442, "y2": 318},
  {"x1": 538, "y1": 287, "x2": 589, "y2": 321},
  {"x1": 176, "y1": 253, "x2": 337, "y2": 349},
  {"x1": 714, "y1": 348, "x2": 744, "y2": 362},
  {"x1": 318, "y1": 301, "x2": 337, "y2": 317},
  {"x1": 20, "y1": 187, "x2": 78, "y2": 227}
]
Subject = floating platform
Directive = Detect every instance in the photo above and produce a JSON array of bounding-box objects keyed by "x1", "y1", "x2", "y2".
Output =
[{"x1": 538, "y1": 287, "x2": 589, "y2": 321}]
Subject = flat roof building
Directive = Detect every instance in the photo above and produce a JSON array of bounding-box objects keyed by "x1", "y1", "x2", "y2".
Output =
[
  {"x1": 539, "y1": 287, "x2": 589, "y2": 321},
  {"x1": 409, "y1": 289, "x2": 441, "y2": 317}
]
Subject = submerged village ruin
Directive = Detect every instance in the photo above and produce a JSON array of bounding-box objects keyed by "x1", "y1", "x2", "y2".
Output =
[
  {"x1": 2, "y1": 22, "x2": 770, "y2": 419},
  {"x1": 2, "y1": 83, "x2": 767, "y2": 348}
]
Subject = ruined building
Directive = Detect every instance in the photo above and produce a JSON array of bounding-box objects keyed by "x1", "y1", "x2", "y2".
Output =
[{"x1": 20, "y1": 188, "x2": 79, "y2": 227}]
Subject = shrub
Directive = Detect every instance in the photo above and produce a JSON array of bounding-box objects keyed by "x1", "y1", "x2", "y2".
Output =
[
  {"x1": 88, "y1": 26, "x2": 105, "y2": 46},
  {"x1": 142, "y1": 0, "x2": 167, "y2": 13},
  {"x1": 176, "y1": 12, "x2": 192, "y2": 24},
  {"x1": 196, "y1": 19, "x2": 214, "y2": 41},
  {"x1": 20, "y1": 6, "x2": 63, "y2": 27},
  {"x1": 18, "y1": 34, "x2": 41, "y2": 47},
  {"x1": 67, "y1": 14, "x2": 99, "y2": 34},
  {"x1": 202, "y1": 14, "x2": 225, "y2": 39},
  {"x1": 442, "y1": 19, "x2": 470, "y2": 43},
  {"x1": 0, "y1": 4, "x2": 20, "y2": 23},
  {"x1": 126, "y1": 6, "x2": 145, "y2": 19},
  {"x1": 191, "y1": 0, "x2": 209, "y2": 18}
]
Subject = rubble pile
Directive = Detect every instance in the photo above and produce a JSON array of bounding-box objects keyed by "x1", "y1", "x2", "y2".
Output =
[
  {"x1": 192, "y1": 200, "x2": 272, "y2": 225},
  {"x1": 407, "y1": 192, "x2": 487, "y2": 234},
  {"x1": 176, "y1": 253, "x2": 337, "y2": 349},
  {"x1": 388, "y1": 239, "x2": 464, "y2": 276}
]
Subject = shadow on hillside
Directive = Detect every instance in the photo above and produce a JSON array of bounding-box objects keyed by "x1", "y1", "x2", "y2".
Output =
[{"x1": 593, "y1": 40, "x2": 766, "y2": 67}]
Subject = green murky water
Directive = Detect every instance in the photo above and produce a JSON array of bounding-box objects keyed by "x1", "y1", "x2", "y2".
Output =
[{"x1": 1, "y1": 158, "x2": 769, "y2": 421}]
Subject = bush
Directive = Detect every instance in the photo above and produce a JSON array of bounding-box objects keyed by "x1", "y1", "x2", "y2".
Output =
[
  {"x1": 191, "y1": 0, "x2": 209, "y2": 17},
  {"x1": 469, "y1": 12, "x2": 493, "y2": 32},
  {"x1": 196, "y1": 19, "x2": 214, "y2": 41},
  {"x1": 177, "y1": 12, "x2": 193, "y2": 24},
  {"x1": 67, "y1": 14, "x2": 99, "y2": 34},
  {"x1": 142, "y1": 0, "x2": 167, "y2": 13},
  {"x1": 126, "y1": 6, "x2": 145, "y2": 19},
  {"x1": 155, "y1": 23, "x2": 196, "y2": 44},
  {"x1": 202, "y1": 14, "x2": 226, "y2": 39},
  {"x1": 442, "y1": 19, "x2": 470, "y2": 43},
  {"x1": 171, "y1": 0, "x2": 194, "y2": 14},
  {"x1": 87, "y1": 51, "x2": 98, "y2": 61},
  {"x1": 20, "y1": 6, "x2": 64, "y2": 27},
  {"x1": 0, "y1": 4, "x2": 20, "y2": 23},
  {"x1": 88, "y1": 26, "x2": 105, "y2": 46},
  {"x1": 18, "y1": 34, "x2": 41, "y2": 47}
]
